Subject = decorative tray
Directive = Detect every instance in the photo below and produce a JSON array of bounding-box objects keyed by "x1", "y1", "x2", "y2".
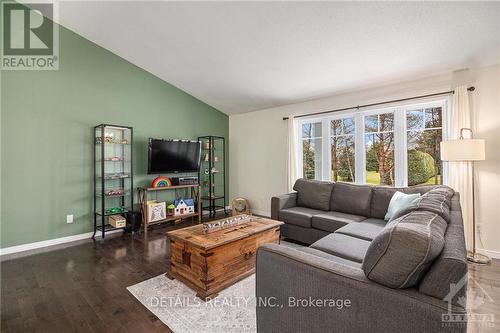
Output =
[{"x1": 202, "y1": 214, "x2": 253, "y2": 234}]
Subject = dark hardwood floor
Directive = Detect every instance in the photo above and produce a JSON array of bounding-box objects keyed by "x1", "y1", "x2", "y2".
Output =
[
  {"x1": 1, "y1": 221, "x2": 499, "y2": 333},
  {"x1": 1, "y1": 222, "x2": 184, "y2": 333}
]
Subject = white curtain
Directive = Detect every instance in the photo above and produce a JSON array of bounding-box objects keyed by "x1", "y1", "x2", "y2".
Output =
[
  {"x1": 286, "y1": 116, "x2": 299, "y2": 191},
  {"x1": 447, "y1": 85, "x2": 473, "y2": 251}
]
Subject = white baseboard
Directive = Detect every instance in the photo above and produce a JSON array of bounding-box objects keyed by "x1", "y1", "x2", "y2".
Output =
[
  {"x1": 251, "y1": 209, "x2": 270, "y2": 218},
  {"x1": 0, "y1": 229, "x2": 123, "y2": 257},
  {"x1": 477, "y1": 248, "x2": 500, "y2": 259}
]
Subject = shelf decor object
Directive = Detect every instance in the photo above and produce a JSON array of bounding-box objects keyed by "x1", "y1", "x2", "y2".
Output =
[
  {"x1": 151, "y1": 176, "x2": 172, "y2": 188},
  {"x1": 198, "y1": 135, "x2": 227, "y2": 218},
  {"x1": 137, "y1": 184, "x2": 202, "y2": 236},
  {"x1": 231, "y1": 198, "x2": 250, "y2": 216},
  {"x1": 202, "y1": 214, "x2": 252, "y2": 234},
  {"x1": 441, "y1": 127, "x2": 488, "y2": 264},
  {"x1": 146, "y1": 200, "x2": 166, "y2": 222},
  {"x1": 93, "y1": 124, "x2": 133, "y2": 239}
]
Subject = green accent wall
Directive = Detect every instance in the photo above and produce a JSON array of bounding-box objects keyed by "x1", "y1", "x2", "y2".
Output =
[{"x1": 0, "y1": 22, "x2": 228, "y2": 248}]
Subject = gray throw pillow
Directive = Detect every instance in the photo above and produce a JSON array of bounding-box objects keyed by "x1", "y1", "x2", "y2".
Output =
[
  {"x1": 362, "y1": 210, "x2": 447, "y2": 288},
  {"x1": 390, "y1": 186, "x2": 455, "y2": 223},
  {"x1": 293, "y1": 178, "x2": 334, "y2": 211}
]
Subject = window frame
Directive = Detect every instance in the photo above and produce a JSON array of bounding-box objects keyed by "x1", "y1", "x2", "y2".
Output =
[
  {"x1": 329, "y1": 116, "x2": 357, "y2": 183},
  {"x1": 362, "y1": 108, "x2": 397, "y2": 186},
  {"x1": 297, "y1": 97, "x2": 449, "y2": 187},
  {"x1": 298, "y1": 121, "x2": 324, "y2": 180}
]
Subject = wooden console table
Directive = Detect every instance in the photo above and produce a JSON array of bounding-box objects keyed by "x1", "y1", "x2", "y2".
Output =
[{"x1": 137, "y1": 184, "x2": 202, "y2": 236}]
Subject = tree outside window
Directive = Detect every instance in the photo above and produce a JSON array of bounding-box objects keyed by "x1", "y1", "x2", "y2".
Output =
[
  {"x1": 407, "y1": 107, "x2": 443, "y2": 185},
  {"x1": 331, "y1": 118, "x2": 355, "y2": 182},
  {"x1": 301, "y1": 122, "x2": 322, "y2": 180},
  {"x1": 298, "y1": 101, "x2": 446, "y2": 187},
  {"x1": 365, "y1": 113, "x2": 395, "y2": 186}
]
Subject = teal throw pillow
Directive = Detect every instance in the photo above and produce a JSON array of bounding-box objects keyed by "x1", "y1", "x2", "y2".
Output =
[{"x1": 384, "y1": 191, "x2": 421, "y2": 221}]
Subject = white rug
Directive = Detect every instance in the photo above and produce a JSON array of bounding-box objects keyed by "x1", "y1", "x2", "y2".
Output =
[
  {"x1": 127, "y1": 241, "x2": 300, "y2": 333},
  {"x1": 127, "y1": 274, "x2": 257, "y2": 333}
]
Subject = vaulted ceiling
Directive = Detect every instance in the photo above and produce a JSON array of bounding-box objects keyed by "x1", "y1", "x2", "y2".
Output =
[{"x1": 25, "y1": 1, "x2": 500, "y2": 114}]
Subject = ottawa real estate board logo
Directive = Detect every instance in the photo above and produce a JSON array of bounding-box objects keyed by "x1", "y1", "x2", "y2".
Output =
[{"x1": 1, "y1": 1, "x2": 59, "y2": 70}]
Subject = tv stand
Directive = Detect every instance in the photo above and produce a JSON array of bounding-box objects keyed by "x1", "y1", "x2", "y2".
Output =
[{"x1": 137, "y1": 184, "x2": 202, "y2": 236}]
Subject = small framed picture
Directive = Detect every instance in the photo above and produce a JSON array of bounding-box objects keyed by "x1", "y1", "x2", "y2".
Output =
[{"x1": 146, "y1": 201, "x2": 166, "y2": 222}]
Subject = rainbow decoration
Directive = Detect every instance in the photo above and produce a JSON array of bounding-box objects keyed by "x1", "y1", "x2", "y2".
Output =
[{"x1": 151, "y1": 176, "x2": 172, "y2": 188}]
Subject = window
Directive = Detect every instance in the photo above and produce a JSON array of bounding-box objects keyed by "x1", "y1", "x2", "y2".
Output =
[
  {"x1": 298, "y1": 99, "x2": 448, "y2": 187},
  {"x1": 406, "y1": 107, "x2": 443, "y2": 185},
  {"x1": 301, "y1": 122, "x2": 322, "y2": 180},
  {"x1": 331, "y1": 117, "x2": 355, "y2": 182},
  {"x1": 364, "y1": 112, "x2": 395, "y2": 186}
]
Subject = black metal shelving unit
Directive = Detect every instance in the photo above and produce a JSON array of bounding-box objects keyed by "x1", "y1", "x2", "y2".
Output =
[
  {"x1": 198, "y1": 136, "x2": 227, "y2": 218},
  {"x1": 93, "y1": 124, "x2": 133, "y2": 239}
]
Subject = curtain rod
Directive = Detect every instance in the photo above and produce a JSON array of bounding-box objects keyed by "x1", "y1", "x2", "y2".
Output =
[{"x1": 282, "y1": 86, "x2": 475, "y2": 121}]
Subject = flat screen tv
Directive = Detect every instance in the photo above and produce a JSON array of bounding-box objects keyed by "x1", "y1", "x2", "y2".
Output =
[{"x1": 148, "y1": 139, "x2": 201, "y2": 174}]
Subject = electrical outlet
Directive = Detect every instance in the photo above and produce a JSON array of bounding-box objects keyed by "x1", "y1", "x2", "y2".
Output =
[{"x1": 66, "y1": 214, "x2": 74, "y2": 224}]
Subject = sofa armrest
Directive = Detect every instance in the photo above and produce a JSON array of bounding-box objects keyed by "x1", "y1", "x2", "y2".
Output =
[
  {"x1": 271, "y1": 192, "x2": 297, "y2": 220},
  {"x1": 256, "y1": 243, "x2": 466, "y2": 333}
]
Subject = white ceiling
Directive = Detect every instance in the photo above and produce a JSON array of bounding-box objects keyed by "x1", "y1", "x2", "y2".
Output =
[{"x1": 26, "y1": 1, "x2": 500, "y2": 114}]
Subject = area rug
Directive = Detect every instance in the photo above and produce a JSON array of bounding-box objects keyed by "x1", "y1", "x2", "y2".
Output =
[
  {"x1": 127, "y1": 273, "x2": 257, "y2": 333},
  {"x1": 127, "y1": 241, "x2": 301, "y2": 333}
]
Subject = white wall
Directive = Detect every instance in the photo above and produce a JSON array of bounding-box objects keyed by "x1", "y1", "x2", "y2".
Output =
[
  {"x1": 229, "y1": 64, "x2": 500, "y2": 253},
  {"x1": 472, "y1": 65, "x2": 500, "y2": 255}
]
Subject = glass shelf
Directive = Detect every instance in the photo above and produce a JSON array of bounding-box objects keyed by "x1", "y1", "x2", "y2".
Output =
[
  {"x1": 95, "y1": 207, "x2": 130, "y2": 216},
  {"x1": 96, "y1": 189, "x2": 130, "y2": 197},
  {"x1": 96, "y1": 224, "x2": 126, "y2": 231},
  {"x1": 94, "y1": 124, "x2": 133, "y2": 239},
  {"x1": 201, "y1": 195, "x2": 225, "y2": 200},
  {"x1": 102, "y1": 173, "x2": 131, "y2": 180},
  {"x1": 198, "y1": 136, "x2": 226, "y2": 218},
  {"x1": 102, "y1": 158, "x2": 127, "y2": 162},
  {"x1": 95, "y1": 140, "x2": 130, "y2": 145}
]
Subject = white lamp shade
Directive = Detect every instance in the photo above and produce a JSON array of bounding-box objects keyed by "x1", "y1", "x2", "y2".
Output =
[{"x1": 440, "y1": 139, "x2": 485, "y2": 161}]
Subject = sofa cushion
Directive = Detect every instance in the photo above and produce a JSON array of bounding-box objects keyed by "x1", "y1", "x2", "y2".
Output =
[
  {"x1": 335, "y1": 218, "x2": 386, "y2": 241},
  {"x1": 362, "y1": 210, "x2": 448, "y2": 288},
  {"x1": 331, "y1": 182, "x2": 372, "y2": 216},
  {"x1": 311, "y1": 211, "x2": 366, "y2": 233},
  {"x1": 295, "y1": 246, "x2": 362, "y2": 268},
  {"x1": 279, "y1": 207, "x2": 324, "y2": 228},
  {"x1": 419, "y1": 193, "x2": 468, "y2": 307},
  {"x1": 293, "y1": 178, "x2": 334, "y2": 211},
  {"x1": 281, "y1": 223, "x2": 330, "y2": 245},
  {"x1": 384, "y1": 191, "x2": 421, "y2": 221},
  {"x1": 370, "y1": 185, "x2": 435, "y2": 219},
  {"x1": 390, "y1": 186, "x2": 455, "y2": 223},
  {"x1": 310, "y1": 233, "x2": 371, "y2": 263}
]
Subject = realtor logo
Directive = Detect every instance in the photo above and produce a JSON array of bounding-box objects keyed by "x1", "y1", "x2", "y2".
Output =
[
  {"x1": 1, "y1": 1, "x2": 59, "y2": 70},
  {"x1": 442, "y1": 275, "x2": 495, "y2": 329}
]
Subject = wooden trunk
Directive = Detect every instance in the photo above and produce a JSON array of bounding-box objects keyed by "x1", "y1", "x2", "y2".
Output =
[{"x1": 167, "y1": 217, "x2": 283, "y2": 300}]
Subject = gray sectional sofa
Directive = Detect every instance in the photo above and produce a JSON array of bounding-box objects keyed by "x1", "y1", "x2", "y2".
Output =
[{"x1": 256, "y1": 179, "x2": 468, "y2": 333}]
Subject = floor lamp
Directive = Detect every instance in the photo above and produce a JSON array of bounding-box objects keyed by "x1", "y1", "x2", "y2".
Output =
[{"x1": 440, "y1": 128, "x2": 490, "y2": 265}]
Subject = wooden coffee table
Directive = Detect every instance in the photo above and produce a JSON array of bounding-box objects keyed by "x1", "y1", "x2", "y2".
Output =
[{"x1": 166, "y1": 216, "x2": 283, "y2": 300}]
